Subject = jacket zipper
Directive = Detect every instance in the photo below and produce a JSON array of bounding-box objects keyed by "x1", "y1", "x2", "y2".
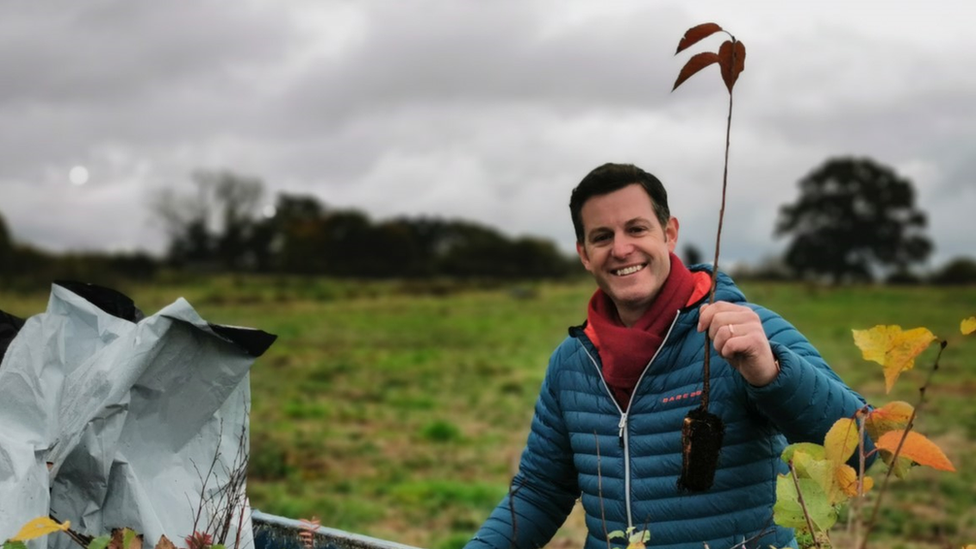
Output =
[{"x1": 580, "y1": 310, "x2": 683, "y2": 531}]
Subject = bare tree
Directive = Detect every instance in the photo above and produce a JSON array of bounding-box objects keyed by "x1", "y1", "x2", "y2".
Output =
[{"x1": 151, "y1": 171, "x2": 265, "y2": 269}]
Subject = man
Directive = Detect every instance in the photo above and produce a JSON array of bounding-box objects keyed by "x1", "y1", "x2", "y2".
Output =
[{"x1": 464, "y1": 163, "x2": 871, "y2": 549}]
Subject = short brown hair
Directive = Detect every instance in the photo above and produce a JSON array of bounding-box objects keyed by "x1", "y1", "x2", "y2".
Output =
[{"x1": 569, "y1": 163, "x2": 670, "y2": 243}]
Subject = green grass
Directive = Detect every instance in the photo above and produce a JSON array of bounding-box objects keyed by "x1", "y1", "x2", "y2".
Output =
[{"x1": 2, "y1": 277, "x2": 974, "y2": 549}]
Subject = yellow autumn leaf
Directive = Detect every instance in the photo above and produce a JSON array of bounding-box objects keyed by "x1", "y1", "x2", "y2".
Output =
[
  {"x1": 833, "y1": 463, "x2": 874, "y2": 499},
  {"x1": 824, "y1": 417, "x2": 859, "y2": 464},
  {"x1": 877, "y1": 430, "x2": 955, "y2": 472},
  {"x1": 865, "y1": 401, "x2": 914, "y2": 442},
  {"x1": 10, "y1": 517, "x2": 70, "y2": 541},
  {"x1": 961, "y1": 317, "x2": 976, "y2": 335},
  {"x1": 852, "y1": 325, "x2": 937, "y2": 393}
]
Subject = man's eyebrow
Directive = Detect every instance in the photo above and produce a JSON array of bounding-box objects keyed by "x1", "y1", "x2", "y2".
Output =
[
  {"x1": 624, "y1": 217, "x2": 653, "y2": 225},
  {"x1": 585, "y1": 217, "x2": 653, "y2": 238}
]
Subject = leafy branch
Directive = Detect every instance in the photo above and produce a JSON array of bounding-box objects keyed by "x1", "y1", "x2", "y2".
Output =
[
  {"x1": 776, "y1": 320, "x2": 971, "y2": 547},
  {"x1": 788, "y1": 462, "x2": 823, "y2": 549},
  {"x1": 858, "y1": 339, "x2": 947, "y2": 548}
]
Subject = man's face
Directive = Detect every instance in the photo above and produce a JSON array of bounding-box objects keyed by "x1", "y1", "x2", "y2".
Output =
[{"x1": 575, "y1": 183, "x2": 678, "y2": 326}]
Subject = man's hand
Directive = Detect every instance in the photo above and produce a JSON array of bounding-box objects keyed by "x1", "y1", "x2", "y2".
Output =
[{"x1": 697, "y1": 301, "x2": 779, "y2": 387}]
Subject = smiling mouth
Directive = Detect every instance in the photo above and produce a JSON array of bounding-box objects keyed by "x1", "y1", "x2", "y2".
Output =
[{"x1": 613, "y1": 264, "x2": 646, "y2": 276}]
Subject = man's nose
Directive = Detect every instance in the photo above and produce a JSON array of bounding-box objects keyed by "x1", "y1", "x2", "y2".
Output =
[{"x1": 611, "y1": 234, "x2": 634, "y2": 258}]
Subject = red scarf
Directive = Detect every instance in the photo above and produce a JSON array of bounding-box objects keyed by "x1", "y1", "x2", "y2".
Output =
[{"x1": 583, "y1": 253, "x2": 710, "y2": 409}]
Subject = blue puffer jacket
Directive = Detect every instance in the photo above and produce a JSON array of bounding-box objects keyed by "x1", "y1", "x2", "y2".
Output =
[{"x1": 465, "y1": 270, "x2": 871, "y2": 549}]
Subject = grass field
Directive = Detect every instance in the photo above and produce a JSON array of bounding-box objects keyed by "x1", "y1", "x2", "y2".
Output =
[{"x1": 2, "y1": 276, "x2": 974, "y2": 549}]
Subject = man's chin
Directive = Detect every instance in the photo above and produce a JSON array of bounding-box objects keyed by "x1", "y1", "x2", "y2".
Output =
[{"x1": 606, "y1": 290, "x2": 654, "y2": 310}]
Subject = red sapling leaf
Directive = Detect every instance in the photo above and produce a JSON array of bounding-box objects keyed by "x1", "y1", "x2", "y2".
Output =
[
  {"x1": 675, "y1": 23, "x2": 724, "y2": 54},
  {"x1": 184, "y1": 532, "x2": 212, "y2": 549},
  {"x1": 877, "y1": 430, "x2": 955, "y2": 472},
  {"x1": 732, "y1": 41, "x2": 746, "y2": 86},
  {"x1": 673, "y1": 52, "x2": 720, "y2": 91},
  {"x1": 718, "y1": 40, "x2": 746, "y2": 93}
]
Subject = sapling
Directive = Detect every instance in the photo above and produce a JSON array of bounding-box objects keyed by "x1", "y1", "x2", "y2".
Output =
[{"x1": 671, "y1": 22, "x2": 745, "y2": 492}]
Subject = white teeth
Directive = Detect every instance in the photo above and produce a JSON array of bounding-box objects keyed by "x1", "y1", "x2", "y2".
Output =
[{"x1": 614, "y1": 264, "x2": 644, "y2": 276}]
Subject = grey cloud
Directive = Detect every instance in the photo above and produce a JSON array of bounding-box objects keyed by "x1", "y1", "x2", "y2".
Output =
[
  {"x1": 0, "y1": 0, "x2": 972, "y2": 267},
  {"x1": 275, "y1": 2, "x2": 702, "y2": 129},
  {"x1": 0, "y1": 2, "x2": 295, "y2": 106},
  {"x1": 0, "y1": 2, "x2": 298, "y2": 184}
]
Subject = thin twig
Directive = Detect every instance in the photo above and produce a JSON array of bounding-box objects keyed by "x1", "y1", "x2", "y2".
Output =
[
  {"x1": 788, "y1": 460, "x2": 823, "y2": 549},
  {"x1": 853, "y1": 405, "x2": 870, "y2": 545},
  {"x1": 50, "y1": 513, "x2": 92, "y2": 549},
  {"x1": 216, "y1": 414, "x2": 250, "y2": 544},
  {"x1": 701, "y1": 44, "x2": 737, "y2": 412},
  {"x1": 190, "y1": 418, "x2": 225, "y2": 537},
  {"x1": 639, "y1": 514, "x2": 652, "y2": 545},
  {"x1": 728, "y1": 519, "x2": 777, "y2": 549},
  {"x1": 859, "y1": 340, "x2": 946, "y2": 549},
  {"x1": 707, "y1": 62, "x2": 735, "y2": 304},
  {"x1": 234, "y1": 501, "x2": 247, "y2": 549}
]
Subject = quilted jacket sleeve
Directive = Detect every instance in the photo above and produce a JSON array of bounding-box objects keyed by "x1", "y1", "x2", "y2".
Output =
[
  {"x1": 742, "y1": 305, "x2": 874, "y2": 456},
  {"x1": 464, "y1": 349, "x2": 580, "y2": 549}
]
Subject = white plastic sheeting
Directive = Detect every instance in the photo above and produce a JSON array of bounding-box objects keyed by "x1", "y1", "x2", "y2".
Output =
[{"x1": 0, "y1": 282, "x2": 275, "y2": 549}]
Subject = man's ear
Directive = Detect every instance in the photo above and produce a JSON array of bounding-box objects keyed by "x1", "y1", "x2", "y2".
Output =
[
  {"x1": 576, "y1": 241, "x2": 593, "y2": 272},
  {"x1": 666, "y1": 217, "x2": 679, "y2": 253}
]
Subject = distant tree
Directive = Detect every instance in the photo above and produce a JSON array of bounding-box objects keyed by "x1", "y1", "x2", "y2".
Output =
[
  {"x1": 774, "y1": 157, "x2": 933, "y2": 284},
  {"x1": 319, "y1": 209, "x2": 379, "y2": 277},
  {"x1": 0, "y1": 211, "x2": 11, "y2": 270},
  {"x1": 436, "y1": 221, "x2": 514, "y2": 278},
  {"x1": 152, "y1": 170, "x2": 265, "y2": 269},
  {"x1": 682, "y1": 244, "x2": 704, "y2": 266},
  {"x1": 105, "y1": 251, "x2": 159, "y2": 281},
  {"x1": 372, "y1": 219, "x2": 428, "y2": 277},
  {"x1": 930, "y1": 256, "x2": 976, "y2": 285},
  {"x1": 505, "y1": 236, "x2": 573, "y2": 279},
  {"x1": 3, "y1": 244, "x2": 55, "y2": 285},
  {"x1": 385, "y1": 216, "x2": 452, "y2": 277},
  {"x1": 730, "y1": 254, "x2": 791, "y2": 282},
  {"x1": 270, "y1": 193, "x2": 330, "y2": 274},
  {"x1": 884, "y1": 269, "x2": 923, "y2": 286},
  {"x1": 208, "y1": 171, "x2": 264, "y2": 269}
]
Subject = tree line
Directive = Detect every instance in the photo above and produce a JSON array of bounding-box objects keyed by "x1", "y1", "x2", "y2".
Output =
[
  {"x1": 0, "y1": 171, "x2": 580, "y2": 287},
  {"x1": 1, "y1": 156, "x2": 974, "y2": 287},
  {"x1": 152, "y1": 171, "x2": 578, "y2": 279}
]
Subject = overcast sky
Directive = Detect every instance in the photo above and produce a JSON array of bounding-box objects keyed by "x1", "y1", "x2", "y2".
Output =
[{"x1": 2, "y1": 1, "x2": 973, "y2": 269}]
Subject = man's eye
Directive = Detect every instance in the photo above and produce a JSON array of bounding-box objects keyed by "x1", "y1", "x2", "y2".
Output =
[
  {"x1": 629, "y1": 226, "x2": 648, "y2": 234},
  {"x1": 591, "y1": 234, "x2": 610, "y2": 243}
]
